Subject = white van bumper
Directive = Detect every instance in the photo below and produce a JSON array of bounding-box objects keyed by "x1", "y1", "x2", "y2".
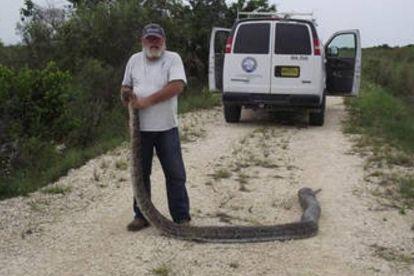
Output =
[{"x1": 222, "y1": 92, "x2": 322, "y2": 108}]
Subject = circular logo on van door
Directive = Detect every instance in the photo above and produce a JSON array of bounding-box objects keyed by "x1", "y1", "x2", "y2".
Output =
[{"x1": 241, "y1": 57, "x2": 257, "y2": 73}]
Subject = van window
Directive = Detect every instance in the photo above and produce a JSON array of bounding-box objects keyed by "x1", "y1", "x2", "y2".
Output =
[
  {"x1": 275, "y1": 23, "x2": 311, "y2": 55},
  {"x1": 234, "y1": 23, "x2": 270, "y2": 54},
  {"x1": 327, "y1": 34, "x2": 356, "y2": 58}
]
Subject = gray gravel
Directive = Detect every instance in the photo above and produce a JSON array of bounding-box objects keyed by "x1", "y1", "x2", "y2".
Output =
[{"x1": 0, "y1": 100, "x2": 413, "y2": 276}]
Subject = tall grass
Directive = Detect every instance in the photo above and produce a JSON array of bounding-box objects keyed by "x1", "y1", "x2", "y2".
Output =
[
  {"x1": 346, "y1": 46, "x2": 414, "y2": 153},
  {"x1": 0, "y1": 111, "x2": 128, "y2": 199},
  {"x1": 345, "y1": 46, "x2": 414, "y2": 203},
  {"x1": 362, "y1": 45, "x2": 414, "y2": 99},
  {"x1": 399, "y1": 177, "x2": 414, "y2": 203},
  {"x1": 0, "y1": 88, "x2": 221, "y2": 200},
  {"x1": 178, "y1": 86, "x2": 221, "y2": 113},
  {"x1": 345, "y1": 81, "x2": 414, "y2": 153}
]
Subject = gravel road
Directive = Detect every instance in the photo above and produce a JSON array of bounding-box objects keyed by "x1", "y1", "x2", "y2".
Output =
[{"x1": 0, "y1": 97, "x2": 413, "y2": 275}]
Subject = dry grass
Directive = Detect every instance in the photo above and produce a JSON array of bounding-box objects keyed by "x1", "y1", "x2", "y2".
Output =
[
  {"x1": 210, "y1": 168, "x2": 232, "y2": 180},
  {"x1": 41, "y1": 186, "x2": 72, "y2": 195},
  {"x1": 371, "y1": 244, "x2": 414, "y2": 264},
  {"x1": 151, "y1": 264, "x2": 171, "y2": 276}
]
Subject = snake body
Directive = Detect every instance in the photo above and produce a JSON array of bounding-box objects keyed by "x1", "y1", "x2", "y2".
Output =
[{"x1": 129, "y1": 105, "x2": 321, "y2": 243}]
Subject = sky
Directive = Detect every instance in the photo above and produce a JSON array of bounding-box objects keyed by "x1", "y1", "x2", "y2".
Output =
[
  {"x1": 274, "y1": 0, "x2": 414, "y2": 47},
  {"x1": 0, "y1": 0, "x2": 69, "y2": 45},
  {"x1": 0, "y1": 0, "x2": 413, "y2": 47}
]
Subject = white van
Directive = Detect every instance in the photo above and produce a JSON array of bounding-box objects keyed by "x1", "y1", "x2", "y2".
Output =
[{"x1": 208, "y1": 12, "x2": 361, "y2": 126}]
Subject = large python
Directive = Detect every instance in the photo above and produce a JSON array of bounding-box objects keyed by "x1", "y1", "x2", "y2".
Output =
[{"x1": 128, "y1": 104, "x2": 321, "y2": 243}]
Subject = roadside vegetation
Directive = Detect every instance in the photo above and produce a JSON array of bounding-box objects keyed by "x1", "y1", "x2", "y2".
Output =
[
  {"x1": 0, "y1": 0, "x2": 275, "y2": 199},
  {"x1": 345, "y1": 45, "x2": 414, "y2": 205},
  {"x1": 346, "y1": 81, "x2": 414, "y2": 153}
]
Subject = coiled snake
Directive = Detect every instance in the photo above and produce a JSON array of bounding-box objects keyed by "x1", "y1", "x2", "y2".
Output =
[{"x1": 129, "y1": 104, "x2": 321, "y2": 243}]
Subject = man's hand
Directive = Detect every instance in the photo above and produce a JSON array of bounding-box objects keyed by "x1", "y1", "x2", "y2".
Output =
[
  {"x1": 120, "y1": 86, "x2": 133, "y2": 106},
  {"x1": 122, "y1": 80, "x2": 184, "y2": 109},
  {"x1": 131, "y1": 95, "x2": 152, "y2": 110}
]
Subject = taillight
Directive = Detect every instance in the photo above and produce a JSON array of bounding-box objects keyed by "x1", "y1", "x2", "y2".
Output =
[
  {"x1": 225, "y1": 36, "x2": 233, "y2": 53},
  {"x1": 314, "y1": 38, "x2": 321, "y2": 56}
]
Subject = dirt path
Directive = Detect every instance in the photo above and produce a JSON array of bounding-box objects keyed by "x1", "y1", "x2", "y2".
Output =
[{"x1": 1, "y1": 98, "x2": 413, "y2": 275}]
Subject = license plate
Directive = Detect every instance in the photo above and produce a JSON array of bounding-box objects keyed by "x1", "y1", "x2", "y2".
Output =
[{"x1": 275, "y1": 66, "x2": 300, "y2": 78}]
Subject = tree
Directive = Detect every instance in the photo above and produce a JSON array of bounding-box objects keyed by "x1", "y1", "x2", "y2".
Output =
[
  {"x1": 17, "y1": 0, "x2": 276, "y2": 78},
  {"x1": 66, "y1": 0, "x2": 115, "y2": 8},
  {"x1": 226, "y1": 0, "x2": 276, "y2": 22},
  {"x1": 18, "y1": 0, "x2": 68, "y2": 68}
]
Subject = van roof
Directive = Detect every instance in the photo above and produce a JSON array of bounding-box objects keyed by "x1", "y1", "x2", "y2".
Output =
[
  {"x1": 231, "y1": 18, "x2": 319, "y2": 40},
  {"x1": 235, "y1": 17, "x2": 316, "y2": 27}
]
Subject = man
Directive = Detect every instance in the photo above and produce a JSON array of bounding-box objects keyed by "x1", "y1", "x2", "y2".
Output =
[{"x1": 121, "y1": 23, "x2": 191, "y2": 231}]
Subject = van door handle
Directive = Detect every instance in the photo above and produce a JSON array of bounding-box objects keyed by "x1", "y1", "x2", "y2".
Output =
[{"x1": 231, "y1": 78, "x2": 250, "y2": 83}]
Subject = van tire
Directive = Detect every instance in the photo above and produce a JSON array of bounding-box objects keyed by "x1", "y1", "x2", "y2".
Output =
[
  {"x1": 309, "y1": 94, "x2": 326, "y2": 126},
  {"x1": 224, "y1": 104, "x2": 241, "y2": 123}
]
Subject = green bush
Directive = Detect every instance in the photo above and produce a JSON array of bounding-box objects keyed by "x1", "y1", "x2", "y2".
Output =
[
  {"x1": 362, "y1": 47, "x2": 414, "y2": 98},
  {"x1": 348, "y1": 46, "x2": 414, "y2": 153},
  {"x1": 178, "y1": 87, "x2": 221, "y2": 113},
  {"x1": 0, "y1": 63, "x2": 76, "y2": 181},
  {"x1": 65, "y1": 58, "x2": 123, "y2": 146},
  {"x1": 0, "y1": 62, "x2": 74, "y2": 142},
  {"x1": 346, "y1": 81, "x2": 414, "y2": 153}
]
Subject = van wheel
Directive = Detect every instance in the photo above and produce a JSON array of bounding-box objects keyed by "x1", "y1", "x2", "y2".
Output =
[
  {"x1": 309, "y1": 94, "x2": 326, "y2": 126},
  {"x1": 224, "y1": 104, "x2": 241, "y2": 123}
]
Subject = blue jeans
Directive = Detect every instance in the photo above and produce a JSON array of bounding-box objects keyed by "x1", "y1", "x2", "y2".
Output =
[{"x1": 133, "y1": 127, "x2": 191, "y2": 223}]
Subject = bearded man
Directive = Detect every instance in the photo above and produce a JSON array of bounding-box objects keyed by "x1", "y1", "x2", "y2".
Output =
[{"x1": 120, "y1": 23, "x2": 191, "y2": 231}]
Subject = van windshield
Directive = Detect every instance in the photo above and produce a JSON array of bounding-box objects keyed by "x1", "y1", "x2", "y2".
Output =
[
  {"x1": 275, "y1": 23, "x2": 312, "y2": 55},
  {"x1": 234, "y1": 23, "x2": 270, "y2": 54}
]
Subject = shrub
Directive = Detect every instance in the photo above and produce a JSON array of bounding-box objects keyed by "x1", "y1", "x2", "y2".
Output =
[
  {"x1": 0, "y1": 63, "x2": 75, "y2": 179},
  {"x1": 65, "y1": 58, "x2": 123, "y2": 146},
  {"x1": 0, "y1": 62, "x2": 74, "y2": 142},
  {"x1": 346, "y1": 81, "x2": 414, "y2": 153},
  {"x1": 362, "y1": 47, "x2": 414, "y2": 98}
]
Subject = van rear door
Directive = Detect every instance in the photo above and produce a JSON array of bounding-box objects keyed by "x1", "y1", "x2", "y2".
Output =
[
  {"x1": 271, "y1": 22, "x2": 320, "y2": 95},
  {"x1": 209, "y1": 27, "x2": 231, "y2": 91},
  {"x1": 325, "y1": 30, "x2": 361, "y2": 96},
  {"x1": 223, "y1": 22, "x2": 272, "y2": 94}
]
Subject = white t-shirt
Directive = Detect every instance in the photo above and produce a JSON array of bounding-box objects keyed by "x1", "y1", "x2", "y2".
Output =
[{"x1": 122, "y1": 51, "x2": 187, "y2": 131}]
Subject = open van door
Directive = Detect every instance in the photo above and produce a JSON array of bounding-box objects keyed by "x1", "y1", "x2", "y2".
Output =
[
  {"x1": 325, "y1": 29, "x2": 361, "y2": 96},
  {"x1": 209, "y1": 27, "x2": 231, "y2": 91}
]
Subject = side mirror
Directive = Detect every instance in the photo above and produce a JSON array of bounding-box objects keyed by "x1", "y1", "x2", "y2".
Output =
[{"x1": 327, "y1": 46, "x2": 339, "y2": 57}]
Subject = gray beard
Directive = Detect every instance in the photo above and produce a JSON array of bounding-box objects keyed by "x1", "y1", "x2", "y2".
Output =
[{"x1": 143, "y1": 44, "x2": 166, "y2": 59}]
